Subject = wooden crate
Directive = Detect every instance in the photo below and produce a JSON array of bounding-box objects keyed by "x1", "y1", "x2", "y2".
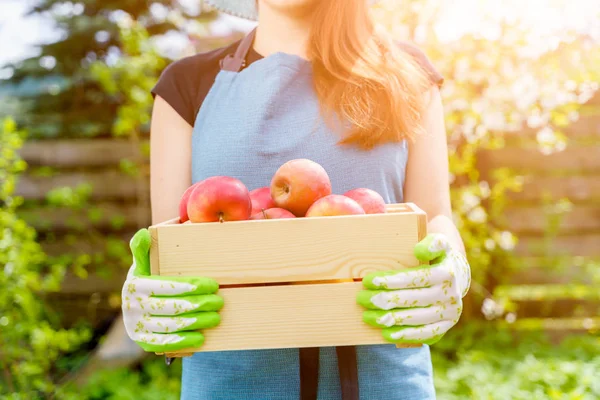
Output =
[{"x1": 149, "y1": 203, "x2": 427, "y2": 357}]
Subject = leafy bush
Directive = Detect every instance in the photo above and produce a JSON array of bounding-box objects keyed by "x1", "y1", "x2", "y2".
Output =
[
  {"x1": 373, "y1": 0, "x2": 600, "y2": 320},
  {"x1": 58, "y1": 324, "x2": 600, "y2": 400},
  {"x1": 61, "y1": 358, "x2": 182, "y2": 400},
  {"x1": 0, "y1": 118, "x2": 91, "y2": 398},
  {"x1": 431, "y1": 324, "x2": 600, "y2": 399}
]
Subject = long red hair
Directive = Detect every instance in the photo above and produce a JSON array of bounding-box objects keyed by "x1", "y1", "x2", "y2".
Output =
[{"x1": 307, "y1": 0, "x2": 431, "y2": 150}]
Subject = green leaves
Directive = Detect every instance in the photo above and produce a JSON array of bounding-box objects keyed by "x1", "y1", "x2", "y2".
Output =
[
  {"x1": 89, "y1": 20, "x2": 168, "y2": 139},
  {"x1": 0, "y1": 118, "x2": 92, "y2": 396},
  {"x1": 430, "y1": 324, "x2": 600, "y2": 399}
]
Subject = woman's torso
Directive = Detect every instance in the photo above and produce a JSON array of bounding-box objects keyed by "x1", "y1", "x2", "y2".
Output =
[
  {"x1": 191, "y1": 53, "x2": 409, "y2": 202},
  {"x1": 152, "y1": 39, "x2": 440, "y2": 400}
]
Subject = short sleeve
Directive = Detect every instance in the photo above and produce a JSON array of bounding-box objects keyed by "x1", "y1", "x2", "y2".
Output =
[
  {"x1": 396, "y1": 41, "x2": 444, "y2": 88},
  {"x1": 151, "y1": 58, "x2": 199, "y2": 126}
]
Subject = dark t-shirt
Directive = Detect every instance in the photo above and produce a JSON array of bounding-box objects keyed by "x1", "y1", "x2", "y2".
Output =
[{"x1": 151, "y1": 39, "x2": 444, "y2": 127}]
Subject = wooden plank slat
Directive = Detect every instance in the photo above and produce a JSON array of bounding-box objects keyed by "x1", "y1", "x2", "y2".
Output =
[
  {"x1": 499, "y1": 317, "x2": 600, "y2": 331},
  {"x1": 507, "y1": 264, "x2": 593, "y2": 285},
  {"x1": 516, "y1": 234, "x2": 600, "y2": 257},
  {"x1": 564, "y1": 114, "x2": 600, "y2": 137},
  {"x1": 500, "y1": 113, "x2": 600, "y2": 139},
  {"x1": 495, "y1": 284, "x2": 600, "y2": 301},
  {"x1": 46, "y1": 293, "x2": 120, "y2": 328},
  {"x1": 17, "y1": 203, "x2": 151, "y2": 232},
  {"x1": 19, "y1": 139, "x2": 147, "y2": 167},
  {"x1": 41, "y1": 231, "x2": 135, "y2": 257},
  {"x1": 153, "y1": 205, "x2": 424, "y2": 285},
  {"x1": 60, "y1": 270, "x2": 128, "y2": 294},
  {"x1": 16, "y1": 170, "x2": 148, "y2": 201},
  {"x1": 164, "y1": 281, "x2": 398, "y2": 354},
  {"x1": 501, "y1": 205, "x2": 600, "y2": 234},
  {"x1": 478, "y1": 146, "x2": 600, "y2": 172},
  {"x1": 508, "y1": 176, "x2": 600, "y2": 202}
]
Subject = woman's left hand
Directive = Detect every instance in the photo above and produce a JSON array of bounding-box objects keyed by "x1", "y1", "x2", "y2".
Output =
[{"x1": 356, "y1": 233, "x2": 471, "y2": 345}]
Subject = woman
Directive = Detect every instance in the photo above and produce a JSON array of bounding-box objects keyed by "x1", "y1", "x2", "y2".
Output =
[{"x1": 121, "y1": 0, "x2": 471, "y2": 398}]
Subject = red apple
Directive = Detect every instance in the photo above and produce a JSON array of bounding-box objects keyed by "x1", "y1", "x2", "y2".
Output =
[
  {"x1": 179, "y1": 182, "x2": 202, "y2": 223},
  {"x1": 270, "y1": 159, "x2": 332, "y2": 217},
  {"x1": 249, "y1": 187, "x2": 276, "y2": 215},
  {"x1": 305, "y1": 194, "x2": 365, "y2": 217},
  {"x1": 187, "y1": 176, "x2": 252, "y2": 223},
  {"x1": 250, "y1": 207, "x2": 296, "y2": 220},
  {"x1": 343, "y1": 188, "x2": 387, "y2": 214}
]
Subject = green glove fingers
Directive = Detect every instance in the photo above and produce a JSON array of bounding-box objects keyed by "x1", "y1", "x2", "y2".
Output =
[
  {"x1": 130, "y1": 228, "x2": 152, "y2": 276},
  {"x1": 414, "y1": 233, "x2": 451, "y2": 263},
  {"x1": 145, "y1": 294, "x2": 224, "y2": 316},
  {"x1": 146, "y1": 275, "x2": 220, "y2": 296},
  {"x1": 363, "y1": 301, "x2": 462, "y2": 328},
  {"x1": 123, "y1": 228, "x2": 226, "y2": 354},
  {"x1": 357, "y1": 286, "x2": 441, "y2": 310},
  {"x1": 381, "y1": 328, "x2": 445, "y2": 346},
  {"x1": 362, "y1": 264, "x2": 437, "y2": 290},
  {"x1": 160, "y1": 275, "x2": 219, "y2": 294},
  {"x1": 135, "y1": 331, "x2": 207, "y2": 353},
  {"x1": 380, "y1": 320, "x2": 454, "y2": 345},
  {"x1": 128, "y1": 228, "x2": 220, "y2": 295},
  {"x1": 357, "y1": 233, "x2": 470, "y2": 347},
  {"x1": 363, "y1": 309, "x2": 418, "y2": 328},
  {"x1": 357, "y1": 290, "x2": 382, "y2": 310},
  {"x1": 142, "y1": 311, "x2": 221, "y2": 334}
]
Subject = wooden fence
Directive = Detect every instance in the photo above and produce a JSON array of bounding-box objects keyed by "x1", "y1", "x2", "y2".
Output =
[{"x1": 14, "y1": 96, "x2": 600, "y2": 332}]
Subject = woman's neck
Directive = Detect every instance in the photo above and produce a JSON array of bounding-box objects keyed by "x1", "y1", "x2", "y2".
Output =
[{"x1": 253, "y1": 1, "x2": 313, "y2": 59}]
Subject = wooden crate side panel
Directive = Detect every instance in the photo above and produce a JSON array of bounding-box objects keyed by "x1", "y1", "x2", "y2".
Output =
[
  {"x1": 164, "y1": 281, "x2": 397, "y2": 354},
  {"x1": 155, "y1": 212, "x2": 421, "y2": 285},
  {"x1": 149, "y1": 227, "x2": 160, "y2": 276}
]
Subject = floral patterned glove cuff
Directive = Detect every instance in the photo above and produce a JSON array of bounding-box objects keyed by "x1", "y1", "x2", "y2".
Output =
[
  {"x1": 357, "y1": 233, "x2": 471, "y2": 345},
  {"x1": 121, "y1": 229, "x2": 224, "y2": 353}
]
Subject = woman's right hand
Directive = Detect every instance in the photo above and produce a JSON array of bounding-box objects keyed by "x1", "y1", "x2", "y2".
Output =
[{"x1": 122, "y1": 228, "x2": 224, "y2": 353}]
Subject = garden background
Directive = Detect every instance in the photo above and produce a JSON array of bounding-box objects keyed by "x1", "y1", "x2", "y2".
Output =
[{"x1": 1, "y1": 0, "x2": 599, "y2": 398}]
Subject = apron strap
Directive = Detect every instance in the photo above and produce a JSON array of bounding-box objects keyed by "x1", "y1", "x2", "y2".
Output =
[
  {"x1": 336, "y1": 346, "x2": 360, "y2": 400},
  {"x1": 219, "y1": 26, "x2": 361, "y2": 400},
  {"x1": 300, "y1": 346, "x2": 360, "y2": 400},
  {"x1": 299, "y1": 347, "x2": 319, "y2": 400},
  {"x1": 220, "y1": 28, "x2": 257, "y2": 72}
]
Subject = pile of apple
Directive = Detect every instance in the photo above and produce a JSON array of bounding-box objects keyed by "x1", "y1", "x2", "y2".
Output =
[{"x1": 178, "y1": 158, "x2": 387, "y2": 224}]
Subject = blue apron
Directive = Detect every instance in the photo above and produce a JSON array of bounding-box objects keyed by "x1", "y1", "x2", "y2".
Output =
[{"x1": 182, "y1": 29, "x2": 436, "y2": 400}]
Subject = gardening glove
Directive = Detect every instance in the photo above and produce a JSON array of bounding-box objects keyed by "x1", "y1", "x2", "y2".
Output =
[
  {"x1": 357, "y1": 233, "x2": 471, "y2": 345},
  {"x1": 121, "y1": 228, "x2": 224, "y2": 353}
]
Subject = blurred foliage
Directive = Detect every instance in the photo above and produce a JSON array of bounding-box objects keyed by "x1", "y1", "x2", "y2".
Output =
[
  {"x1": 90, "y1": 14, "x2": 169, "y2": 138},
  {"x1": 1, "y1": 0, "x2": 600, "y2": 397},
  {"x1": 51, "y1": 323, "x2": 600, "y2": 399},
  {"x1": 0, "y1": 118, "x2": 92, "y2": 397},
  {"x1": 0, "y1": 0, "x2": 214, "y2": 139},
  {"x1": 431, "y1": 323, "x2": 600, "y2": 399},
  {"x1": 373, "y1": 0, "x2": 600, "y2": 321},
  {"x1": 59, "y1": 357, "x2": 183, "y2": 399}
]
